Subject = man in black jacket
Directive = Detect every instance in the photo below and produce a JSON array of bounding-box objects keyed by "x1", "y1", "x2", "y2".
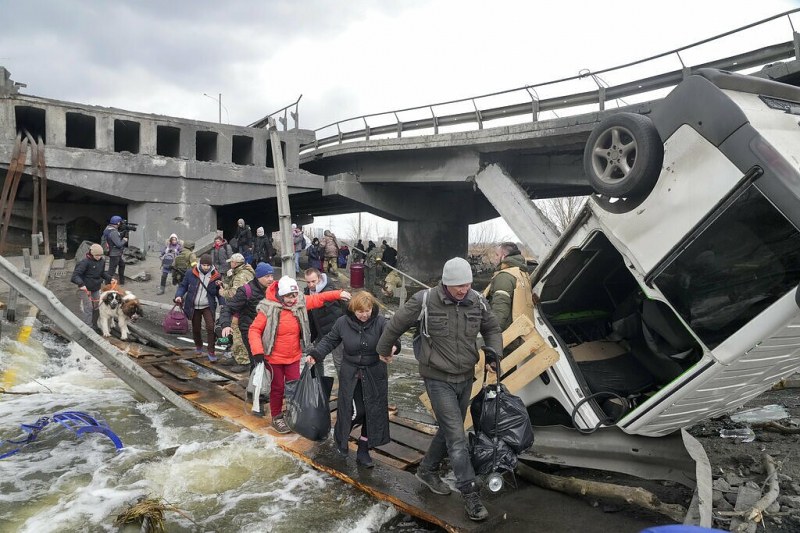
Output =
[
  {"x1": 304, "y1": 267, "x2": 345, "y2": 376},
  {"x1": 71, "y1": 243, "x2": 112, "y2": 329},
  {"x1": 103, "y1": 215, "x2": 127, "y2": 284},
  {"x1": 218, "y1": 262, "x2": 274, "y2": 368}
]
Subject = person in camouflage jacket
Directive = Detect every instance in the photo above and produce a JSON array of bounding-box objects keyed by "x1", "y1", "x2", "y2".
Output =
[{"x1": 219, "y1": 253, "x2": 255, "y2": 371}]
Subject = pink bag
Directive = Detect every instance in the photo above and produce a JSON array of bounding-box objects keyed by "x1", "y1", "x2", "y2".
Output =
[{"x1": 162, "y1": 304, "x2": 188, "y2": 334}]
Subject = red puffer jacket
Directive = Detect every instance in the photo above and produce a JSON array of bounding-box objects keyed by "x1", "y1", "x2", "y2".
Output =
[{"x1": 248, "y1": 280, "x2": 343, "y2": 365}]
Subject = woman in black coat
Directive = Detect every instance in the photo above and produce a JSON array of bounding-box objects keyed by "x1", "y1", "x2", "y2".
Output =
[{"x1": 306, "y1": 291, "x2": 398, "y2": 467}]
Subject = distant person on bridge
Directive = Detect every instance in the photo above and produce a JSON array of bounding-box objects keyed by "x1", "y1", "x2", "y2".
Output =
[
  {"x1": 71, "y1": 243, "x2": 112, "y2": 330},
  {"x1": 172, "y1": 240, "x2": 196, "y2": 285},
  {"x1": 365, "y1": 241, "x2": 381, "y2": 289},
  {"x1": 253, "y1": 227, "x2": 274, "y2": 266},
  {"x1": 380, "y1": 241, "x2": 397, "y2": 269},
  {"x1": 352, "y1": 239, "x2": 366, "y2": 263},
  {"x1": 306, "y1": 290, "x2": 399, "y2": 467},
  {"x1": 484, "y1": 242, "x2": 534, "y2": 355},
  {"x1": 157, "y1": 233, "x2": 181, "y2": 295},
  {"x1": 102, "y1": 215, "x2": 127, "y2": 285},
  {"x1": 248, "y1": 275, "x2": 351, "y2": 434},
  {"x1": 307, "y1": 237, "x2": 323, "y2": 271},
  {"x1": 211, "y1": 235, "x2": 233, "y2": 275},
  {"x1": 292, "y1": 224, "x2": 305, "y2": 274},
  {"x1": 219, "y1": 253, "x2": 255, "y2": 373},
  {"x1": 233, "y1": 218, "x2": 254, "y2": 265},
  {"x1": 376, "y1": 257, "x2": 502, "y2": 522},
  {"x1": 321, "y1": 230, "x2": 340, "y2": 277}
]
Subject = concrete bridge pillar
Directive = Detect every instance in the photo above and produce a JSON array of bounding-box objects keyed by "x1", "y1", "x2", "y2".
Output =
[
  {"x1": 397, "y1": 220, "x2": 468, "y2": 283},
  {"x1": 127, "y1": 202, "x2": 216, "y2": 253}
]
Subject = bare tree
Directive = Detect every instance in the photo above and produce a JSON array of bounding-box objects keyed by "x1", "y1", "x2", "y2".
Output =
[{"x1": 535, "y1": 196, "x2": 587, "y2": 233}]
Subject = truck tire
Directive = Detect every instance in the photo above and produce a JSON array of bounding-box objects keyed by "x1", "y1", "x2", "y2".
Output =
[{"x1": 583, "y1": 113, "x2": 663, "y2": 201}]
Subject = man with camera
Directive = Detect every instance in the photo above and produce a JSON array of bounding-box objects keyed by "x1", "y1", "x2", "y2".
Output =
[{"x1": 103, "y1": 215, "x2": 128, "y2": 285}]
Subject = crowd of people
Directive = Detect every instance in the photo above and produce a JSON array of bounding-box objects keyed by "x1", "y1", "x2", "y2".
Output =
[{"x1": 71, "y1": 215, "x2": 527, "y2": 522}]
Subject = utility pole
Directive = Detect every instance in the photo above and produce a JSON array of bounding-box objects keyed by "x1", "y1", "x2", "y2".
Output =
[{"x1": 268, "y1": 117, "x2": 295, "y2": 278}]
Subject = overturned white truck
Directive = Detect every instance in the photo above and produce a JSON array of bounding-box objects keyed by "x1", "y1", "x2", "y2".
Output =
[{"x1": 519, "y1": 68, "x2": 800, "y2": 440}]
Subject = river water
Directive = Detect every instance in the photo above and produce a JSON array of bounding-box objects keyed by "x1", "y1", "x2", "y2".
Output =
[{"x1": 0, "y1": 326, "x2": 432, "y2": 532}]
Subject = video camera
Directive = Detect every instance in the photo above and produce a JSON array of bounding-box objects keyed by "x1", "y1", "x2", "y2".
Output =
[{"x1": 119, "y1": 220, "x2": 138, "y2": 239}]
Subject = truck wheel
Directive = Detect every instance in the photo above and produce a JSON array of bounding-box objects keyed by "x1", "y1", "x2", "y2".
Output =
[{"x1": 583, "y1": 113, "x2": 663, "y2": 202}]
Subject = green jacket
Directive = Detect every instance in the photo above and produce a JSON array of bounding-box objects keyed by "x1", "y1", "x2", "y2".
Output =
[
  {"x1": 486, "y1": 252, "x2": 528, "y2": 331},
  {"x1": 376, "y1": 283, "x2": 502, "y2": 383},
  {"x1": 221, "y1": 263, "x2": 255, "y2": 300}
]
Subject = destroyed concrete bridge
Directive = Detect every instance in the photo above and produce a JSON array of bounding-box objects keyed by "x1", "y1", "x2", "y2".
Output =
[{"x1": 1, "y1": 10, "x2": 800, "y2": 279}]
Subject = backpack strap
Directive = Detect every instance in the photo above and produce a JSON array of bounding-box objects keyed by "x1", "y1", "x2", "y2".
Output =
[{"x1": 417, "y1": 288, "x2": 432, "y2": 339}]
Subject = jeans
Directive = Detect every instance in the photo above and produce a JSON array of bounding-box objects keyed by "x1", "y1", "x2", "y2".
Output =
[
  {"x1": 294, "y1": 251, "x2": 301, "y2": 273},
  {"x1": 107, "y1": 255, "x2": 125, "y2": 283},
  {"x1": 420, "y1": 377, "x2": 475, "y2": 491}
]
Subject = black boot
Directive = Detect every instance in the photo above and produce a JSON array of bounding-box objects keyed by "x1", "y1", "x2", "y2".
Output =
[
  {"x1": 91, "y1": 309, "x2": 100, "y2": 331},
  {"x1": 356, "y1": 438, "x2": 373, "y2": 468},
  {"x1": 461, "y1": 482, "x2": 488, "y2": 521}
]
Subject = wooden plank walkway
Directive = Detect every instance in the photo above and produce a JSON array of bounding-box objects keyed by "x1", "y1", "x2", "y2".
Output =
[{"x1": 123, "y1": 341, "x2": 501, "y2": 532}]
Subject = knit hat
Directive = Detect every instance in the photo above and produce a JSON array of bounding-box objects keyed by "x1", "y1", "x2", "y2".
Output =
[
  {"x1": 89, "y1": 243, "x2": 104, "y2": 257},
  {"x1": 277, "y1": 275, "x2": 299, "y2": 296},
  {"x1": 199, "y1": 254, "x2": 213, "y2": 266},
  {"x1": 255, "y1": 262, "x2": 274, "y2": 278},
  {"x1": 227, "y1": 253, "x2": 245, "y2": 264},
  {"x1": 441, "y1": 257, "x2": 473, "y2": 286},
  {"x1": 256, "y1": 227, "x2": 265, "y2": 237},
  {"x1": 291, "y1": 223, "x2": 297, "y2": 229}
]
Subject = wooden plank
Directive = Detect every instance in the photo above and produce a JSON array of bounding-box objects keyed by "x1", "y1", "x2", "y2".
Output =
[
  {"x1": 153, "y1": 362, "x2": 198, "y2": 381},
  {"x1": 500, "y1": 346, "x2": 560, "y2": 396},
  {"x1": 388, "y1": 421, "x2": 433, "y2": 453},
  {"x1": 374, "y1": 441, "x2": 423, "y2": 465},
  {"x1": 155, "y1": 375, "x2": 199, "y2": 395},
  {"x1": 389, "y1": 412, "x2": 438, "y2": 436},
  {"x1": 345, "y1": 440, "x2": 411, "y2": 470}
]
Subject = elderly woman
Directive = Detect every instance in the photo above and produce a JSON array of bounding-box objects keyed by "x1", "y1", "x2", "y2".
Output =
[
  {"x1": 306, "y1": 291, "x2": 399, "y2": 467},
  {"x1": 248, "y1": 275, "x2": 351, "y2": 433}
]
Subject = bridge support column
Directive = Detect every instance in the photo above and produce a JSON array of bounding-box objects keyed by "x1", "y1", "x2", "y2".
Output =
[
  {"x1": 397, "y1": 220, "x2": 468, "y2": 283},
  {"x1": 127, "y1": 202, "x2": 216, "y2": 253}
]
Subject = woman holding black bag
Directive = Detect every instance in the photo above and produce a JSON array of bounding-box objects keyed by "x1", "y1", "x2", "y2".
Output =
[{"x1": 306, "y1": 291, "x2": 399, "y2": 467}]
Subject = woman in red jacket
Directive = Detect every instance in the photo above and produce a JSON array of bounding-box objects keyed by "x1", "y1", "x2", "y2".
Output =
[{"x1": 249, "y1": 275, "x2": 350, "y2": 433}]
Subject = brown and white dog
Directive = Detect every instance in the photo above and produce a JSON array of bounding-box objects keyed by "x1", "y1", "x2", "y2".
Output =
[{"x1": 98, "y1": 284, "x2": 143, "y2": 340}]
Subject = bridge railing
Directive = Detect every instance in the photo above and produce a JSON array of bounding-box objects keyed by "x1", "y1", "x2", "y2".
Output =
[{"x1": 302, "y1": 9, "x2": 800, "y2": 154}]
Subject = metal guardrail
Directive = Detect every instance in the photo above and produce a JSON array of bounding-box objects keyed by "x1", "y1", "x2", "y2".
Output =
[
  {"x1": 302, "y1": 9, "x2": 800, "y2": 153},
  {"x1": 248, "y1": 94, "x2": 303, "y2": 130}
]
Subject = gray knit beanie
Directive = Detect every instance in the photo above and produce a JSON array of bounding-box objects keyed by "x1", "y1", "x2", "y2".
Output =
[{"x1": 441, "y1": 257, "x2": 473, "y2": 285}]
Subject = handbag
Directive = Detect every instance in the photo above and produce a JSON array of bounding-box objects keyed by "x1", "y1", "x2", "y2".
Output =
[
  {"x1": 247, "y1": 361, "x2": 272, "y2": 414},
  {"x1": 162, "y1": 304, "x2": 188, "y2": 334}
]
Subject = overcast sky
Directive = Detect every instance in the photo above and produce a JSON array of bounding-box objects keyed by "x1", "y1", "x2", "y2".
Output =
[{"x1": 1, "y1": 0, "x2": 797, "y2": 241}]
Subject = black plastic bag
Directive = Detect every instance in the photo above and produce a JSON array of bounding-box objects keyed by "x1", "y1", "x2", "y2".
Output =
[
  {"x1": 470, "y1": 383, "x2": 534, "y2": 455},
  {"x1": 469, "y1": 431, "x2": 517, "y2": 475},
  {"x1": 285, "y1": 363, "x2": 334, "y2": 441}
]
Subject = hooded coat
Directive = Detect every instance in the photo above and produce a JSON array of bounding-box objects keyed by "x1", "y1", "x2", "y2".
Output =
[
  {"x1": 309, "y1": 305, "x2": 400, "y2": 448},
  {"x1": 248, "y1": 281, "x2": 343, "y2": 365},
  {"x1": 175, "y1": 265, "x2": 224, "y2": 318}
]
